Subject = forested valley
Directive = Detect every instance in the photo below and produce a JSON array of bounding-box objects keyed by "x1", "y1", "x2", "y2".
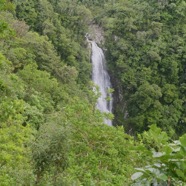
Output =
[{"x1": 0, "y1": 0, "x2": 186, "y2": 185}]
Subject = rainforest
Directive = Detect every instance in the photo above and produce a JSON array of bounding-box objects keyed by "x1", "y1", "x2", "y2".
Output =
[{"x1": 0, "y1": 0, "x2": 186, "y2": 185}]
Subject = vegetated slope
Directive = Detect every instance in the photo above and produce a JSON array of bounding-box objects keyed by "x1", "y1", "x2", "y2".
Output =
[
  {"x1": 100, "y1": 0, "x2": 186, "y2": 136},
  {"x1": 1, "y1": 0, "x2": 186, "y2": 185},
  {"x1": 0, "y1": 1, "x2": 141, "y2": 185}
]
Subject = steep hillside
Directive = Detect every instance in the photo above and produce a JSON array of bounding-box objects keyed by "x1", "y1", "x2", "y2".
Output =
[
  {"x1": 100, "y1": 0, "x2": 186, "y2": 136},
  {"x1": 0, "y1": 0, "x2": 186, "y2": 185}
]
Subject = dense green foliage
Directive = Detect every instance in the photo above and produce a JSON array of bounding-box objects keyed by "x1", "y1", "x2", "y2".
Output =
[
  {"x1": 132, "y1": 125, "x2": 186, "y2": 185},
  {"x1": 0, "y1": 0, "x2": 186, "y2": 185},
  {"x1": 101, "y1": 0, "x2": 186, "y2": 136}
]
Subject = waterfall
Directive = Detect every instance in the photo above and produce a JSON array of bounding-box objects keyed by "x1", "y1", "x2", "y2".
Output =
[{"x1": 90, "y1": 41, "x2": 113, "y2": 126}]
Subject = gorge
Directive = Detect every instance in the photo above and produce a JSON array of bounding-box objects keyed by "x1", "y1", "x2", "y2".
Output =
[{"x1": 2, "y1": 0, "x2": 186, "y2": 185}]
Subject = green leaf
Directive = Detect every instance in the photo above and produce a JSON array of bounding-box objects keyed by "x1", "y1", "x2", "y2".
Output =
[
  {"x1": 175, "y1": 169, "x2": 185, "y2": 179},
  {"x1": 135, "y1": 168, "x2": 145, "y2": 172},
  {"x1": 152, "y1": 151, "x2": 165, "y2": 158},
  {"x1": 154, "y1": 163, "x2": 161, "y2": 168},
  {"x1": 131, "y1": 172, "x2": 143, "y2": 180},
  {"x1": 180, "y1": 134, "x2": 186, "y2": 147},
  {"x1": 158, "y1": 174, "x2": 168, "y2": 181}
]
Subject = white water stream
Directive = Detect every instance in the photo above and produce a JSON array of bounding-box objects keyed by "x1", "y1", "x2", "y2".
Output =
[{"x1": 90, "y1": 41, "x2": 113, "y2": 126}]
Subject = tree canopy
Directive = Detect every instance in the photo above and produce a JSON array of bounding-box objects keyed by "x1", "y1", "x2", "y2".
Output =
[{"x1": 0, "y1": 0, "x2": 186, "y2": 185}]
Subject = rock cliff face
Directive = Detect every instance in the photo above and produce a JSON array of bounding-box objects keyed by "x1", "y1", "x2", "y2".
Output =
[
  {"x1": 88, "y1": 24, "x2": 104, "y2": 44},
  {"x1": 86, "y1": 24, "x2": 105, "y2": 58}
]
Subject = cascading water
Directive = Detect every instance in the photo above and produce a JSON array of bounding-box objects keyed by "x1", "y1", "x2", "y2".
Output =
[{"x1": 89, "y1": 40, "x2": 113, "y2": 126}]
